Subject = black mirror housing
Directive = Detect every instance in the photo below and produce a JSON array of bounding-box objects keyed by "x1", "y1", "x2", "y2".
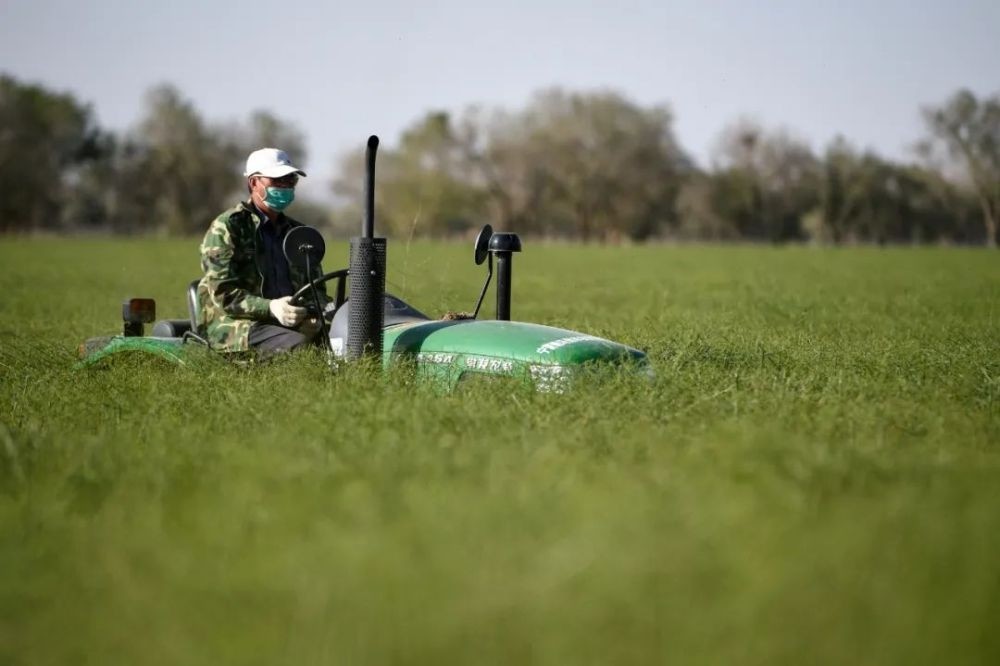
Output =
[
  {"x1": 474, "y1": 224, "x2": 493, "y2": 265},
  {"x1": 283, "y1": 226, "x2": 326, "y2": 270}
]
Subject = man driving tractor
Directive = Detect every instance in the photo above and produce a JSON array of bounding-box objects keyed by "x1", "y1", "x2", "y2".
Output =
[{"x1": 197, "y1": 148, "x2": 328, "y2": 355}]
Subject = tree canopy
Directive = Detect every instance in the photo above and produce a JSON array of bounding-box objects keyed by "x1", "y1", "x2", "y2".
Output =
[{"x1": 1, "y1": 73, "x2": 996, "y2": 246}]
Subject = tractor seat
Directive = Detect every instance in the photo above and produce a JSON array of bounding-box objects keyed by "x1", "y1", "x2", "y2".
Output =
[
  {"x1": 187, "y1": 278, "x2": 201, "y2": 333},
  {"x1": 149, "y1": 279, "x2": 203, "y2": 339}
]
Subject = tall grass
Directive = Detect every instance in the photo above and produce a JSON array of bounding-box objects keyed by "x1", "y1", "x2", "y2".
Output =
[{"x1": 1, "y1": 239, "x2": 998, "y2": 665}]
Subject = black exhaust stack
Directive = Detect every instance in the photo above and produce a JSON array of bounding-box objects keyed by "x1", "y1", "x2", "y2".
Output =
[
  {"x1": 347, "y1": 135, "x2": 386, "y2": 361},
  {"x1": 488, "y1": 232, "x2": 521, "y2": 321}
]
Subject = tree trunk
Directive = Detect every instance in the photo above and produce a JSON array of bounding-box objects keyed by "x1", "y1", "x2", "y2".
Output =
[{"x1": 978, "y1": 196, "x2": 997, "y2": 248}]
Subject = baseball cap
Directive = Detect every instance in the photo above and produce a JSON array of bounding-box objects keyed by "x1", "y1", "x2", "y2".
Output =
[{"x1": 244, "y1": 148, "x2": 307, "y2": 178}]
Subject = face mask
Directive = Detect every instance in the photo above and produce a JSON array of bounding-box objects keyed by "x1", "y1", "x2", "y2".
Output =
[{"x1": 262, "y1": 186, "x2": 295, "y2": 212}]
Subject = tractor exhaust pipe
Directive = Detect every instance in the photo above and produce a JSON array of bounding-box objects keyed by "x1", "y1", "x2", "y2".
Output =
[
  {"x1": 488, "y1": 232, "x2": 521, "y2": 321},
  {"x1": 362, "y1": 135, "x2": 378, "y2": 239},
  {"x1": 347, "y1": 135, "x2": 386, "y2": 361}
]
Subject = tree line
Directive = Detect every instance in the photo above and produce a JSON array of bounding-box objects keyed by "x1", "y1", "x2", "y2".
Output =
[
  {"x1": 2, "y1": 73, "x2": 997, "y2": 246},
  {"x1": 0, "y1": 76, "x2": 317, "y2": 236}
]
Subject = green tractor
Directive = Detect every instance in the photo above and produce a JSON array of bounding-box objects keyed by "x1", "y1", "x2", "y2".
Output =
[{"x1": 78, "y1": 137, "x2": 651, "y2": 391}]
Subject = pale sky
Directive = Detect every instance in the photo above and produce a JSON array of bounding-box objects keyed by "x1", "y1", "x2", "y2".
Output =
[{"x1": 2, "y1": 0, "x2": 998, "y2": 201}]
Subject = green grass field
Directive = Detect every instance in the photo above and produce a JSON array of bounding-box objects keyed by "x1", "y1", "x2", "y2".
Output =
[{"x1": 1, "y1": 238, "x2": 998, "y2": 665}]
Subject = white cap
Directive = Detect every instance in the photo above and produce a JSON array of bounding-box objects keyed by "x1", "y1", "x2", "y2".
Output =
[{"x1": 244, "y1": 148, "x2": 307, "y2": 178}]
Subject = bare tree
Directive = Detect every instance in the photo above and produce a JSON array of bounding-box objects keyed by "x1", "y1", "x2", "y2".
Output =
[
  {"x1": 479, "y1": 88, "x2": 692, "y2": 241},
  {"x1": 242, "y1": 110, "x2": 307, "y2": 166},
  {"x1": 922, "y1": 89, "x2": 1000, "y2": 247},
  {"x1": 0, "y1": 75, "x2": 102, "y2": 232},
  {"x1": 711, "y1": 120, "x2": 820, "y2": 241}
]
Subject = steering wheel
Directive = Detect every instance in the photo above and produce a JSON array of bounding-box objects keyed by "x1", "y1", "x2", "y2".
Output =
[{"x1": 289, "y1": 269, "x2": 349, "y2": 315}]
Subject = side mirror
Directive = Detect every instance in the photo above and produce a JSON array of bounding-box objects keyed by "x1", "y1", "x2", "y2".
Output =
[
  {"x1": 474, "y1": 224, "x2": 493, "y2": 265},
  {"x1": 283, "y1": 226, "x2": 326, "y2": 270},
  {"x1": 470, "y1": 224, "x2": 495, "y2": 319}
]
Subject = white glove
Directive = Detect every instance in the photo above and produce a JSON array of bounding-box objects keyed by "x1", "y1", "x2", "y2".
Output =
[{"x1": 268, "y1": 296, "x2": 307, "y2": 327}]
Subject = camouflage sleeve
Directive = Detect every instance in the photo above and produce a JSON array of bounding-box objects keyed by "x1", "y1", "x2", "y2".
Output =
[{"x1": 200, "y1": 216, "x2": 271, "y2": 320}]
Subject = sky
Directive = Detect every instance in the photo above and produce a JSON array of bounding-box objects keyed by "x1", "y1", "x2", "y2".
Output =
[{"x1": 2, "y1": 0, "x2": 998, "y2": 201}]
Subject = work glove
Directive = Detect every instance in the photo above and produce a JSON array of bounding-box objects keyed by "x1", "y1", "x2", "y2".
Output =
[{"x1": 268, "y1": 296, "x2": 307, "y2": 328}]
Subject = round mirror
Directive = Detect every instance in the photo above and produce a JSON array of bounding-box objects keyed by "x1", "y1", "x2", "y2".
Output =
[
  {"x1": 283, "y1": 226, "x2": 326, "y2": 269},
  {"x1": 474, "y1": 224, "x2": 493, "y2": 265}
]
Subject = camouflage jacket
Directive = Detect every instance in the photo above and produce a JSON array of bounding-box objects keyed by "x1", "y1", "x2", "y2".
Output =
[{"x1": 197, "y1": 202, "x2": 328, "y2": 352}]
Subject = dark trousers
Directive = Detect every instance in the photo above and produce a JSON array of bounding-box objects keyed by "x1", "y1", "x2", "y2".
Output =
[{"x1": 248, "y1": 323, "x2": 315, "y2": 356}]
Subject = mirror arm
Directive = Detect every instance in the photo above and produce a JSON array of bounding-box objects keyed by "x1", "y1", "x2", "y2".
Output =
[
  {"x1": 304, "y1": 253, "x2": 332, "y2": 351},
  {"x1": 472, "y1": 253, "x2": 493, "y2": 320}
]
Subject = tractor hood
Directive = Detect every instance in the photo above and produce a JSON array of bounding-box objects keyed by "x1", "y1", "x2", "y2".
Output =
[
  {"x1": 375, "y1": 319, "x2": 650, "y2": 390},
  {"x1": 383, "y1": 319, "x2": 645, "y2": 366}
]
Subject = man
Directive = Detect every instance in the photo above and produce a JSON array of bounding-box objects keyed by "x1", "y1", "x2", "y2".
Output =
[{"x1": 197, "y1": 148, "x2": 328, "y2": 355}]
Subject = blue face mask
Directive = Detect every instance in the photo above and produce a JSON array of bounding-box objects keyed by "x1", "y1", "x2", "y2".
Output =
[{"x1": 262, "y1": 186, "x2": 295, "y2": 212}]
